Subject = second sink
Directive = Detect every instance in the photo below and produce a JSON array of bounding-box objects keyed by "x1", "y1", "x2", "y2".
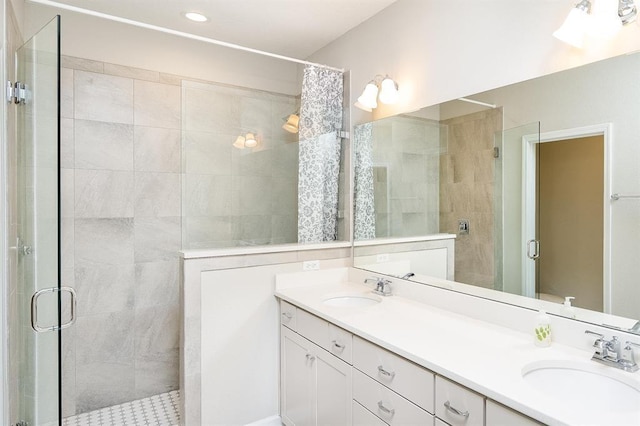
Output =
[{"x1": 323, "y1": 293, "x2": 381, "y2": 308}]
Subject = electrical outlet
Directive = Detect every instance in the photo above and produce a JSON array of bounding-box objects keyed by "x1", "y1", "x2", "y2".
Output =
[
  {"x1": 376, "y1": 253, "x2": 389, "y2": 262},
  {"x1": 303, "y1": 260, "x2": 320, "y2": 270}
]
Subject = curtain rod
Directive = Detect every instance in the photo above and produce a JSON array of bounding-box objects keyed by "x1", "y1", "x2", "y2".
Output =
[
  {"x1": 28, "y1": 0, "x2": 345, "y2": 73},
  {"x1": 457, "y1": 97, "x2": 497, "y2": 108}
]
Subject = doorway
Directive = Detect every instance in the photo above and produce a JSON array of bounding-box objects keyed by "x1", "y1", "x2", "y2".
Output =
[{"x1": 523, "y1": 124, "x2": 611, "y2": 313}]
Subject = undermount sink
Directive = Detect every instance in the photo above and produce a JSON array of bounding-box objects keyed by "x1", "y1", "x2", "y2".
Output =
[
  {"x1": 522, "y1": 360, "x2": 640, "y2": 413},
  {"x1": 323, "y1": 293, "x2": 381, "y2": 308}
]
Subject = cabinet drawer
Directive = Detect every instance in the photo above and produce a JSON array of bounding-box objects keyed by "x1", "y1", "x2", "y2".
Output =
[
  {"x1": 486, "y1": 400, "x2": 542, "y2": 426},
  {"x1": 435, "y1": 376, "x2": 484, "y2": 426},
  {"x1": 280, "y1": 300, "x2": 297, "y2": 330},
  {"x1": 296, "y1": 307, "x2": 328, "y2": 347},
  {"x1": 352, "y1": 400, "x2": 387, "y2": 426},
  {"x1": 328, "y1": 323, "x2": 352, "y2": 364},
  {"x1": 353, "y1": 336, "x2": 435, "y2": 413},
  {"x1": 354, "y1": 369, "x2": 434, "y2": 426}
]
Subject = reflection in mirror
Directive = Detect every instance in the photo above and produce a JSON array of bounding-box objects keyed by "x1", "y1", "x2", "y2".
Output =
[{"x1": 353, "y1": 53, "x2": 640, "y2": 334}]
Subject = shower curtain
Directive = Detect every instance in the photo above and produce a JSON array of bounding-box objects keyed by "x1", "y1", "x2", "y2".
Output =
[
  {"x1": 297, "y1": 65, "x2": 344, "y2": 243},
  {"x1": 353, "y1": 122, "x2": 376, "y2": 239}
]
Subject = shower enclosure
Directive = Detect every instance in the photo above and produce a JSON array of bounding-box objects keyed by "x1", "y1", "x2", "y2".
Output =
[{"x1": 12, "y1": 16, "x2": 69, "y2": 426}]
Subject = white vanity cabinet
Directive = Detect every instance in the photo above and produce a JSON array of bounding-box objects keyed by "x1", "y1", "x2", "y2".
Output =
[
  {"x1": 435, "y1": 376, "x2": 484, "y2": 426},
  {"x1": 279, "y1": 298, "x2": 542, "y2": 426},
  {"x1": 485, "y1": 400, "x2": 542, "y2": 426},
  {"x1": 280, "y1": 302, "x2": 352, "y2": 426},
  {"x1": 352, "y1": 335, "x2": 435, "y2": 424}
]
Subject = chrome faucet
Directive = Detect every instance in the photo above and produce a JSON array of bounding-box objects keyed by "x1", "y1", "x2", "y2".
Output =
[
  {"x1": 364, "y1": 277, "x2": 393, "y2": 296},
  {"x1": 585, "y1": 330, "x2": 639, "y2": 372}
]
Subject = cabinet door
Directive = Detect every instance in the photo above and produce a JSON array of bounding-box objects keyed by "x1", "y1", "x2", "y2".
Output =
[
  {"x1": 281, "y1": 327, "x2": 314, "y2": 426},
  {"x1": 315, "y1": 346, "x2": 352, "y2": 425},
  {"x1": 486, "y1": 400, "x2": 542, "y2": 426}
]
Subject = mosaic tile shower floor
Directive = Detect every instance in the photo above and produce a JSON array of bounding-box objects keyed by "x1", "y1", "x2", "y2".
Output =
[{"x1": 62, "y1": 390, "x2": 180, "y2": 426}]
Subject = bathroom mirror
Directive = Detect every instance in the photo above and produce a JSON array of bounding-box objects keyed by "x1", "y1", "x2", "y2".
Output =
[{"x1": 353, "y1": 52, "x2": 640, "y2": 333}]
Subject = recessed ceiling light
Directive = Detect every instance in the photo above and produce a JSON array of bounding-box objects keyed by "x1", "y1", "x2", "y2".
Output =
[{"x1": 184, "y1": 12, "x2": 208, "y2": 22}]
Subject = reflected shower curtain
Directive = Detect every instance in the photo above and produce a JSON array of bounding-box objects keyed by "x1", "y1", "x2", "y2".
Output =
[
  {"x1": 297, "y1": 65, "x2": 344, "y2": 243},
  {"x1": 353, "y1": 123, "x2": 376, "y2": 239}
]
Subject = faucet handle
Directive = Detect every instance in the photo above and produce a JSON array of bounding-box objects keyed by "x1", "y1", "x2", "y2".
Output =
[{"x1": 585, "y1": 330, "x2": 605, "y2": 354}]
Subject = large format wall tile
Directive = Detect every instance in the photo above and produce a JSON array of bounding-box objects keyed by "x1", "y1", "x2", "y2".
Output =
[
  {"x1": 183, "y1": 130, "x2": 232, "y2": 175},
  {"x1": 74, "y1": 218, "x2": 134, "y2": 266},
  {"x1": 184, "y1": 174, "x2": 232, "y2": 216},
  {"x1": 74, "y1": 70, "x2": 134, "y2": 124},
  {"x1": 134, "y1": 172, "x2": 180, "y2": 217},
  {"x1": 74, "y1": 169, "x2": 134, "y2": 218},
  {"x1": 134, "y1": 126, "x2": 180, "y2": 173},
  {"x1": 134, "y1": 217, "x2": 181, "y2": 262},
  {"x1": 134, "y1": 260, "x2": 179, "y2": 309},
  {"x1": 74, "y1": 264, "x2": 135, "y2": 316},
  {"x1": 134, "y1": 80, "x2": 181, "y2": 129},
  {"x1": 74, "y1": 120, "x2": 134, "y2": 170}
]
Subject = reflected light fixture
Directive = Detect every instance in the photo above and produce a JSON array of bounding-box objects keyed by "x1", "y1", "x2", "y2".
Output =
[
  {"x1": 354, "y1": 75, "x2": 399, "y2": 112},
  {"x1": 554, "y1": 0, "x2": 637, "y2": 48},
  {"x1": 619, "y1": 0, "x2": 638, "y2": 24},
  {"x1": 553, "y1": 0, "x2": 592, "y2": 48},
  {"x1": 184, "y1": 12, "x2": 208, "y2": 22},
  {"x1": 282, "y1": 113, "x2": 299, "y2": 133},
  {"x1": 233, "y1": 132, "x2": 259, "y2": 149}
]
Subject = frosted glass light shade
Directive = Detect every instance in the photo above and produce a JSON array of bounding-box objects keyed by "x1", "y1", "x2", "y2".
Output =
[
  {"x1": 244, "y1": 133, "x2": 258, "y2": 148},
  {"x1": 282, "y1": 114, "x2": 299, "y2": 133},
  {"x1": 553, "y1": 8, "x2": 590, "y2": 48},
  {"x1": 378, "y1": 77, "x2": 399, "y2": 104},
  {"x1": 233, "y1": 135, "x2": 246, "y2": 149},
  {"x1": 356, "y1": 82, "x2": 378, "y2": 110}
]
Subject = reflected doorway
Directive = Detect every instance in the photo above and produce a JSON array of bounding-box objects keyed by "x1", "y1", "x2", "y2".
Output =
[{"x1": 523, "y1": 125, "x2": 611, "y2": 313}]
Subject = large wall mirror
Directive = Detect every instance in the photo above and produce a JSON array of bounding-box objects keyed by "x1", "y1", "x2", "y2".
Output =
[{"x1": 353, "y1": 52, "x2": 640, "y2": 334}]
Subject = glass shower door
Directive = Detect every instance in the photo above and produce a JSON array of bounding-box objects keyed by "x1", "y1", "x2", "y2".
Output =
[
  {"x1": 496, "y1": 122, "x2": 540, "y2": 298},
  {"x1": 15, "y1": 16, "x2": 68, "y2": 426}
]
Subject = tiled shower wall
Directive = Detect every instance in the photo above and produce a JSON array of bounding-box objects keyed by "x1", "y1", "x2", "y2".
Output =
[
  {"x1": 371, "y1": 115, "x2": 442, "y2": 238},
  {"x1": 440, "y1": 108, "x2": 503, "y2": 288},
  {"x1": 60, "y1": 56, "x2": 300, "y2": 415}
]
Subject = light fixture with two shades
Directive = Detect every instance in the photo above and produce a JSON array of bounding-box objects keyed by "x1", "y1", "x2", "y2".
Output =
[
  {"x1": 354, "y1": 75, "x2": 400, "y2": 112},
  {"x1": 554, "y1": 0, "x2": 637, "y2": 48},
  {"x1": 233, "y1": 132, "x2": 258, "y2": 149}
]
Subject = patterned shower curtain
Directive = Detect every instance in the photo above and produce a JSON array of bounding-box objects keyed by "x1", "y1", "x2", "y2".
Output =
[
  {"x1": 353, "y1": 122, "x2": 376, "y2": 240},
  {"x1": 297, "y1": 65, "x2": 344, "y2": 243}
]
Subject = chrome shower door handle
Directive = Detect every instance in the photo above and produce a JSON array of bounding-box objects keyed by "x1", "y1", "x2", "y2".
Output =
[
  {"x1": 30, "y1": 286, "x2": 77, "y2": 333},
  {"x1": 527, "y1": 239, "x2": 540, "y2": 260}
]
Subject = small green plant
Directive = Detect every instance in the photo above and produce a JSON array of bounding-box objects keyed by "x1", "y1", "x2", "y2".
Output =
[{"x1": 535, "y1": 325, "x2": 550, "y2": 341}]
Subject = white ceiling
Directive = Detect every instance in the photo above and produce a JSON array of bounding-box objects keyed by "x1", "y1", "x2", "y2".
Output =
[{"x1": 37, "y1": 0, "x2": 399, "y2": 58}]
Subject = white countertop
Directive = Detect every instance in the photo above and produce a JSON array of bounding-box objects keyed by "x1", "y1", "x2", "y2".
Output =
[{"x1": 275, "y1": 279, "x2": 640, "y2": 426}]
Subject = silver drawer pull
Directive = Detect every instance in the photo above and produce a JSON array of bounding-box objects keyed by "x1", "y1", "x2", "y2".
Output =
[
  {"x1": 305, "y1": 353, "x2": 315, "y2": 362},
  {"x1": 377, "y1": 401, "x2": 395, "y2": 417},
  {"x1": 377, "y1": 365, "x2": 396, "y2": 380},
  {"x1": 332, "y1": 340, "x2": 345, "y2": 351},
  {"x1": 444, "y1": 401, "x2": 469, "y2": 418},
  {"x1": 281, "y1": 312, "x2": 293, "y2": 321}
]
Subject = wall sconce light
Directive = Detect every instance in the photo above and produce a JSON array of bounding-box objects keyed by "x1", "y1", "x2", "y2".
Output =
[
  {"x1": 282, "y1": 113, "x2": 299, "y2": 133},
  {"x1": 233, "y1": 132, "x2": 259, "y2": 149},
  {"x1": 354, "y1": 75, "x2": 399, "y2": 112},
  {"x1": 554, "y1": 0, "x2": 637, "y2": 48}
]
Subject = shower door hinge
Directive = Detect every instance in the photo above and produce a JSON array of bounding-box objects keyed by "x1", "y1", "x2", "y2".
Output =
[
  {"x1": 493, "y1": 147, "x2": 500, "y2": 158},
  {"x1": 7, "y1": 80, "x2": 26, "y2": 104},
  {"x1": 339, "y1": 130, "x2": 350, "y2": 139}
]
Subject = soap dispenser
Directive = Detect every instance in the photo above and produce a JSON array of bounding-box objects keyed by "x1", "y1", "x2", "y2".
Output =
[
  {"x1": 562, "y1": 296, "x2": 576, "y2": 319},
  {"x1": 534, "y1": 310, "x2": 551, "y2": 347}
]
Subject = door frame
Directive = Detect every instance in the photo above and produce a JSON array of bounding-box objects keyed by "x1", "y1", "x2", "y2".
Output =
[{"x1": 522, "y1": 123, "x2": 612, "y2": 312}]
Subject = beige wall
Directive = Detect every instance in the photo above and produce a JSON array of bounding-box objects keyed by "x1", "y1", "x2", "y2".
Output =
[
  {"x1": 538, "y1": 136, "x2": 604, "y2": 312},
  {"x1": 440, "y1": 108, "x2": 502, "y2": 288}
]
